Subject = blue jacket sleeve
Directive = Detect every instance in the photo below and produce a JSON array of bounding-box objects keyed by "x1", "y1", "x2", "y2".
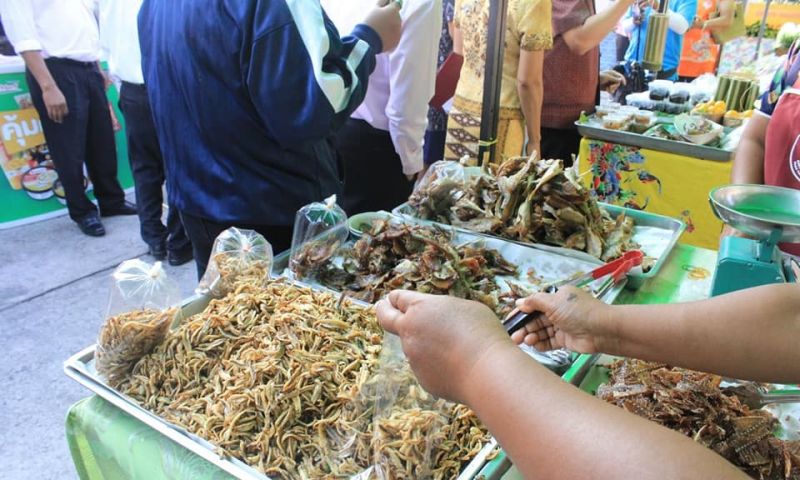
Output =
[{"x1": 247, "y1": 0, "x2": 382, "y2": 147}]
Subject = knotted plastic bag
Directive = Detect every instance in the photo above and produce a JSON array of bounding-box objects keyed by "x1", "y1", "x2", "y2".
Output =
[
  {"x1": 197, "y1": 227, "x2": 273, "y2": 298},
  {"x1": 290, "y1": 195, "x2": 349, "y2": 280},
  {"x1": 95, "y1": 259, "x2": 181, "y2": 387}
]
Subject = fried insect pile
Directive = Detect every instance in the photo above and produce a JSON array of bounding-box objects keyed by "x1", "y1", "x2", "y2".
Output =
[
  {"x1": 117, "y1": 279, "x2": 490, "y2": 479},
  {"x1": 409, "y1": 157, "x2": 637, "y2": 261},
  {"x1": 292, "y1": 219, "x2": 529, "y2": 317},
  {"x1": 95, "y1": 308, "x2": 175, "y2": 388},
  {"x1": 597, "y1": 359, "x2": 800, "y2": 479}
]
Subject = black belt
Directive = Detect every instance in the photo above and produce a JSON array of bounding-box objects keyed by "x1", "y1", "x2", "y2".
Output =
[
  {"x1": 121, "y1": 81, "x2": 147, "y2": 91},
  {"x1": 44, "y1": 57, "x2": 96, "y2": 68}
]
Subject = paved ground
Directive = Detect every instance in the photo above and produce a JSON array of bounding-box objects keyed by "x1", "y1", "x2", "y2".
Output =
[{"x1": 0, "y1": 199, "x2": 197, "y2": 480}]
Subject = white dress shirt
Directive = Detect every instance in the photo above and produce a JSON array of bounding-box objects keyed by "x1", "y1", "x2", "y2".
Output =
[
  {"x1": 322, "y1": 0, "x2": 443, "y2": 175},
  {"x1": 0, "y1": 0, "x2": 100, "y2": 62},
  {"x1": 96, "y1": 0, "x2": 145, "y2": 84}
]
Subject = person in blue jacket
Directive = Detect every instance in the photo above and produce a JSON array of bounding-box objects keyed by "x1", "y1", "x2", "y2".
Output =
[
  {"x1": 622, "y1": 0, "x2": 696, "y2": 80},
  {"x1": 138, "y1": 0, "x2": 401, "y2": 276}
]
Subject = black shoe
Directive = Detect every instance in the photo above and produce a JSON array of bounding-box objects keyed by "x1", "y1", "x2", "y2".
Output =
[
  {"x1": 76, "y1": 214, "x2": 106, "y2": 237},
  {"x1": 100, "y1": 201, "x2": 138, "y2": 217},
  {"x1": 168, "y1": 247, "x2": 194, "y2": 267},
  {"x1": 149, "y1": 244, "x2": 167, "y2": 261}
]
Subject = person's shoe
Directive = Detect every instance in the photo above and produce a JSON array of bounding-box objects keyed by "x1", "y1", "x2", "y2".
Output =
[
  {"x1": 100, "y1": 201, "x2": 138, "y2": 217},
  {"x1": 76, "y1": 213, "x2": 106, "y2": 237},
  {"x1": 168, "y1": 247, "x2": 194, "y2": 267},
  {"x1": 149, "y1": 244, "x2": 167, "y2": 261}
]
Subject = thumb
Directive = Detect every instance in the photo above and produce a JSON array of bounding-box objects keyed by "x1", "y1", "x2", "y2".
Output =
[
  {"x1": 376, "y1": 298, "x2": 403, "y2": 334},
  {"x1": 387, "y1": 289, "x2": 426, "y2": 313}
]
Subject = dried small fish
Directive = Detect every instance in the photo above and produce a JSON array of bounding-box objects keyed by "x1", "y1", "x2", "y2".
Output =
[
  {"x1": 598, "y1": 359, "x2": 800, "y2": 479},
  {"x1": 95, "y1": 308, "x2": 175, "y2": 388},
  {"x1": 409, "y1": 157, "x2": 639, "y2": 261},
  {"x1": 117, "y1": 279, "x2": 490, "y2": 479}
]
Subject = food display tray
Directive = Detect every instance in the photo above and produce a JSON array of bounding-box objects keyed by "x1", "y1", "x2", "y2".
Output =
[
  {"x1": 391, "y1": 203, "x2": 685, "y2": 290},
  {"x1": 273, "y1": 215, "x2": 627, "y2": 307},
  {"x1": 64, "y1": 290, "x2": 500, "y2": 480},
  {"x1": 576, "y1": 121, "x2": 732, "y2": 162}
]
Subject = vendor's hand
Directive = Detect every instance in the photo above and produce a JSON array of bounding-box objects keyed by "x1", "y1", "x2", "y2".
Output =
[
  {"x1": 376, "y1": 290, "x2": 512, "y2": 404},
  {"x1": 509, "y1": 286, "x2": 613, "y2": 354},
  {"x1": 526, "y1": 142, "x2": 540, "y2": 158},
  {"x1": 43, "y1": 85, "x2": 68, "y2": 123},
  {"x1": 362, "y1": 0, "x2": 402, "y2": 53},
  {"x1": 599, "y1": 70, "x2": 626, "y2": 94}
]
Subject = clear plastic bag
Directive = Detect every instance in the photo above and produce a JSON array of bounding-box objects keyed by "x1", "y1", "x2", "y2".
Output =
[
  {"x1": 365, "y1": 334, "x2": 450, "y2": 480},
  {"x1": 95, "y1": 260, "x2": 181, "y2": 387},
  {"x1": 408, "y1": 160, "x2": 469, "y2": 221},
  {"x1": 196, "y1": 227, "x2": 273, "y2": 297},
  {"x1": 289, "y1": 195, "x2": 349, "y2": 280}
]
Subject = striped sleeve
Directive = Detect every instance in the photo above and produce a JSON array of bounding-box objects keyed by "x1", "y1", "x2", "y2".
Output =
[{"x1": 247, "y1": 0, "x2": 382, "y2": 146}]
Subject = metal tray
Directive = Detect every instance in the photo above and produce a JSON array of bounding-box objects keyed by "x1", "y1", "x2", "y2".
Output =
[
  {"x1": 576, "y1": 121, "x2": 732, "y2": 162},
  {"x1": 64, "y1": 290, "x2": 499, "y2": 480},
  {"x1": 391, "y1": 203, "x2": 685, "y2": 290},
  {"x1": 274, "y1": 215, "x2": 626, "y2": 306}
]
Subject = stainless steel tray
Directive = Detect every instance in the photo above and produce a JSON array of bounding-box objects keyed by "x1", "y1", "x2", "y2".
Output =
[
  {"x1": 576, "y1": 121, "x2": 732, "y2": 162},
  {"x1": 64, "y1": 291, "x2": 498, "y2": 480},
  {"x1": 391, "y1": 203, "x2": 684, "y2": 290},
  {"x1": 274, "y1": 216, "x2": 626, "y2": 305}
]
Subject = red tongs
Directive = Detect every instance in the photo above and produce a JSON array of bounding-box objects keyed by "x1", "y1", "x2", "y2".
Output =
[{"x1": 503, "y1": 250, "x2": 644, "y2": 336}]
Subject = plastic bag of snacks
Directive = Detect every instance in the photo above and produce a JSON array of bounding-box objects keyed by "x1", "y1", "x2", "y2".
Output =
[
  {"x1": 95, "y1": 259, "x2": 181, "y2": 387},
  {"x1": 197, "y1": 227, "x2": 273, "y2": 298},
  {"x1": 289, "y1": 195, "x2": 349, "y2": 280},
  {"x1": 408, "y1": 160, "x2": 470, "y2": 220}
]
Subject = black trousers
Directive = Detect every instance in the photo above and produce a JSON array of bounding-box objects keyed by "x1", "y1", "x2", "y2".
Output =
[
  {"x1": 541, "y1": 127, "x2": 582, "y2": 166},
  {"x1": 27, "y1": 58, "x2": 125, "y2": 221},
  {"x1": 335, "y1": 118, "x2": 414, "y2": 215},
  {"x1": 180, "y1": 210, "x2": 294, "y2": 279},
  {"x1": 118, "y1": 82, "x2": 190, "y2": 253}
]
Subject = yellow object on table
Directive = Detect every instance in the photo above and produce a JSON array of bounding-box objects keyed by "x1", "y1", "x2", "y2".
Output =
[{"x1": 578, "y1": 138, "x2": 732, "y2": 250}]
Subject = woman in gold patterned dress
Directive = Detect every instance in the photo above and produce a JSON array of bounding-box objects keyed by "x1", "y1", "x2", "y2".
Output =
[{"x1": 445, "y1": 0, "x2": 552, "y2": 164}]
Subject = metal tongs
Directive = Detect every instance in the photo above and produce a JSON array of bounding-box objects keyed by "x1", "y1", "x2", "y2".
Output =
[{"x1": 503, "y1": 250, "x2": 645, "y2": 336}]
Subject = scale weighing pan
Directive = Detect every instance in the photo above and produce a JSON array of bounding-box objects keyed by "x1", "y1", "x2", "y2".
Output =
[{"x1": 709, "y1": 184, "x2": 800, "y2": 242}]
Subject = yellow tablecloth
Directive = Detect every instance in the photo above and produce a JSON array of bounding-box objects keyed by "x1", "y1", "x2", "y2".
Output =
[{"x1": 578, "y1": 138, "x2": 732, "y2": 250}]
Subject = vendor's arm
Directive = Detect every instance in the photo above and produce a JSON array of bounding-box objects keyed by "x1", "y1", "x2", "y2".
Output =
[
  {"x1": 518, "y1": 50, "x2": 545, "y2": 156},
  {"x1": 514, "y1": 283, "x2": 800, "y2": 384},
  {"x1": 377, "y1": 291, "x2": 748, "y2": 480},
  {"x1": 731, "y1": 113, "x2": 768, "y2": 183},
  {"x1": 562, "y1": 0, "x2": 636, "y2": 56},
  {"x1": 0, "y1": 0, "x2": 69, "y2": 123},
  {"x1": 247, "y1": 0, "x2": 400, "y2": 146},
  {"x1": 387, "y1": 0, "x2": 443, "y2": 176},
  {"x1": 703, "y1": 0, "x2": 734, "y2": 29},
  {"x1": 668, "y1": 0, "x2": 695, "y2": 35},
  {"x1": 516, "y1": 0, "x2": 552, "y2": 156}
]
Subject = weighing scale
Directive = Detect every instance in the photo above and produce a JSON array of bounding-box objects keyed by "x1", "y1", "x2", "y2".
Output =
[{"x1": 709, "y1": 185, "x2": 800, "y2": 296}]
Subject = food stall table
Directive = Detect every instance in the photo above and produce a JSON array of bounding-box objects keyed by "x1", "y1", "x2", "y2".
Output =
[
  {"x1": 65, "y1": 243, "x2": 717, "y2": 480},
  {"x1": 578, "y1": 137, "x2": 732, "y2": 250}
]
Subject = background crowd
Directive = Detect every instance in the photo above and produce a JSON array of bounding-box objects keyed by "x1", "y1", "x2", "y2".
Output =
[{"x1": 0, "y1": 0, "x2": 780, "y2": 275}]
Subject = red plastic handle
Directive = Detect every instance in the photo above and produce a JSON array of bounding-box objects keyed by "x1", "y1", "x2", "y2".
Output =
[{"x1": 588, "y1": 250, "x2": 644, "y2": 280}]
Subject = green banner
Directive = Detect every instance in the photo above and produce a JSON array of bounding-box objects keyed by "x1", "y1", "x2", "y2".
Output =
[{"x1": 0, "y1": 62, "x2": 132, "y2": 227}]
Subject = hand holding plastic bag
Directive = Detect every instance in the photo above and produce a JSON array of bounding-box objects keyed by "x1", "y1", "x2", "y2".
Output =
[
  {"x1": 197, "y1": 227, "x2": 273, "y2": 297},
  {"x1": 290, "y1": 195, "x2": 348, "y2": 280},
  {"x1": 95, "y1": 260, "x2": 181, "y2": 387},
  {"x1": 408, "y1": 160, "x2": 469, "y2": 221}
]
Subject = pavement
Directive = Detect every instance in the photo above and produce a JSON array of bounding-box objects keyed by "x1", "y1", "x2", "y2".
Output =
[{"x1": 0, "y1": 198, "x2": 197, "y2": 480}]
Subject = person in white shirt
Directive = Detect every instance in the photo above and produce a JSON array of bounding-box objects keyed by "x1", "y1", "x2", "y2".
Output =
[
  {"x1": 0, "y1": 0, "x2": 136, "y2": 237},
  {"x1": 96, "y1": 0, "x2": 192, "y2": 265},
  {"x1": 322, "y1": 0, "x2": 443, "y2": 214}
]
